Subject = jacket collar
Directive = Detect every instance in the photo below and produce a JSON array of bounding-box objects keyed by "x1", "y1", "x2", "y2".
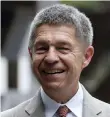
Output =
[
  {"x1": 82, "y1": 85, "x2": 102, "y2": 117},
  {"x1": 25, "y1": 88, "x2": 45, "y2": 117},
  {"x1": 24, "y1": 85, "x2": 103, "y2": 117}
]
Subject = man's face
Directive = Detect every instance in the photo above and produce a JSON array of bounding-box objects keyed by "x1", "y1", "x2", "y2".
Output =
[{"x1": 31, "y1": 24, "x2": 93, "y2": 92}]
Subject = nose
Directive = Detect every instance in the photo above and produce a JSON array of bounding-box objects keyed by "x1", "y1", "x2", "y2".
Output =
[{"x1": 44, "y1": 47, "x2": 59, "y2": 64}]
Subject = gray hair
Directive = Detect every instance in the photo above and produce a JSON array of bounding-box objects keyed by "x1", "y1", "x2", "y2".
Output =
[{"x1": 28, "y1": 4, "x2": 93, "y2": 50}]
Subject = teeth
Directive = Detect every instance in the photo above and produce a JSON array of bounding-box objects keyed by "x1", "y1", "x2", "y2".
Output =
[{"x1": 44, "y1": 70, "x2": 63, "y2": 74}]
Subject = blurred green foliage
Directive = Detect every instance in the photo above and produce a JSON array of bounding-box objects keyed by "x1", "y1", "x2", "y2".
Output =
[{"x1": 61, "y1": 1, "x2": 102, "y2": 12}]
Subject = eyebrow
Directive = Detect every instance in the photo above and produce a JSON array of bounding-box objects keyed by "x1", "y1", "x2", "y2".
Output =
[
  {"x1": 55, "y1": 40, "x2": 73, "y2": 49},
  {"x1": 34, "y1": 40, "x2": 48, "y2": 47}
]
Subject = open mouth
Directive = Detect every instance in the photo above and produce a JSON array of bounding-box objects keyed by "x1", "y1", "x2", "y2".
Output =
[{"x1": 42, "y1": 70, "x2": 65, "y2": 74}]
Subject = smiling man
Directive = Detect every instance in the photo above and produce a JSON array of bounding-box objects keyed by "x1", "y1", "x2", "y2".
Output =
[
  {"x1": 32, "y1": 24, "x2": 91, "y2": 104},
  {"x1": 1, "y1": 4, "x2": 110, "y2": 117}
]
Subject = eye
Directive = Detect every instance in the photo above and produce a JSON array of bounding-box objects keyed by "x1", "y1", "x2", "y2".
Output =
[
  {"x1": 56, "y1": 47, "x2": 70, "y2": 54},
  {"x1": 57, "y1": 47, "x2": 69, "y2": 50},
  {"x1": 35, "y1": 47, "x2": 48, "y2": 54},
  {"x1": 37, "y1": 47, "x2": 46, "y2": 50}
]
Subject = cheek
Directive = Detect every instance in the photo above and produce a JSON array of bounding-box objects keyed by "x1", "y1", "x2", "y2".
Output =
[
  {"x1": 59, "y1": 52, "x2": 79, "y2": 68},
  {"x1": 32, "y1": 55, "x2": 45, "y2": 73},
  {"x1": 59, "y1": 53, "x2": 83, "y2": 75}
]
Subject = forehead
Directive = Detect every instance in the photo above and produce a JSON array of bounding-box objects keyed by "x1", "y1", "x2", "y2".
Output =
[
  {"x1": 34, "y1": 24, "x2": 79, "y2": 45},
  {"x1": 36, "y1": 24, "x2": 75, "y2": 36}
]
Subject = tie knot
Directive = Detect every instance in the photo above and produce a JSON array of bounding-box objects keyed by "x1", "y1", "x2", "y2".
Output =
[{"x1": 57, "y1": 105, "x2": 70, "y2": 117}]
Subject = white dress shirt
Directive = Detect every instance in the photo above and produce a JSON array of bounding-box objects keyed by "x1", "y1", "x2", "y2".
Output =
[{"x1": 41, "y1": 83, "x2": 83, "y2": 117}]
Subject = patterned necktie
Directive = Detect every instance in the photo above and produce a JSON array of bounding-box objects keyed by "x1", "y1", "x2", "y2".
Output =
[{"x1": 57, "y1": 105, "x2": 70, "y2": 117}]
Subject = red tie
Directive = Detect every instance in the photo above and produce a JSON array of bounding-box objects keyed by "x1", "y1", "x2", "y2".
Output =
[{"x1": 57, "y1": 105, "x2": 70, "y2": 117}]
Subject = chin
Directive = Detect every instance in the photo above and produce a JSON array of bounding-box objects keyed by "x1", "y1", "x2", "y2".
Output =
[{"x1": 42, "y1": 82, "x2": 64, "y2": 91}]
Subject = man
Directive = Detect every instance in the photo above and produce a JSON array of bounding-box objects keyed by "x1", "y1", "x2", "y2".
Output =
[{"x1": 1, "y1": 4, "x2": 110, "y2": 117}]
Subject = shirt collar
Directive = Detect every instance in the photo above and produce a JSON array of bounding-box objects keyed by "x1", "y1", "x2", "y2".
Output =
[{"x1": 41, "y1": 83, "x2": 83, "y2": 117}]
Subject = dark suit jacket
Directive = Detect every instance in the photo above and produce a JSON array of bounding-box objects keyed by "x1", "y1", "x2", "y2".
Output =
[{"x1": 1, "y1": 85, "x2": 110, "y2": 117}]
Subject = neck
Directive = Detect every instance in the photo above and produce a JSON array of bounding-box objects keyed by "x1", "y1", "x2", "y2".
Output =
[{"x1": 43, "y1": 85, "x2": 79, "y2": 104}]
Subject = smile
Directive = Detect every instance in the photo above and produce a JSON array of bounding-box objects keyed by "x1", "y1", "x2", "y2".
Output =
[{"x1": 43, "y1": 70, "x2": 65, "y2": 74}]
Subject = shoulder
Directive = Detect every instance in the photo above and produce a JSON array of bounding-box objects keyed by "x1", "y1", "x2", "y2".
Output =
[
  {"x1": 93, "y1": 97, "x2": 110, "y2": 110},
  {"x1": 1, "y1": 99, "x2": 31, "y2": 117},
  {"x1": 82, "y1": 85, "x2": 110, "y2": 116},
  {"x1": 93, "y1": 97, "x2": 110, "y2": 116}
]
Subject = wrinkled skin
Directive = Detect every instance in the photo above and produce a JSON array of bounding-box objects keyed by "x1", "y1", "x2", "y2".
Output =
[{"x1": 30, "y1": 24, "x2": 94, "y2": 103}]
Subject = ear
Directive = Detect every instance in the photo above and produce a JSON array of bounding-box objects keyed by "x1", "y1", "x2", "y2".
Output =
[
  {"x1": 82, "y1": 46, "x2": 94, "y2": 69},
  {"x1": 28, "y1": 47, "x2": 32, "y2": 59}
]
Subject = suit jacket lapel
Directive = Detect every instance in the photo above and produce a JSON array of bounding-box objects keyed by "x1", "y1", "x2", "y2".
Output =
[
  {"x1": 25, "y1": 88, "x2": 45, "y2": 117},
  {"x1": 24, "y1": 85, "x2": 103, "y2": 117},
  {"x1": 82, "y1": 85, "x2": 102, "y2": 117}
]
